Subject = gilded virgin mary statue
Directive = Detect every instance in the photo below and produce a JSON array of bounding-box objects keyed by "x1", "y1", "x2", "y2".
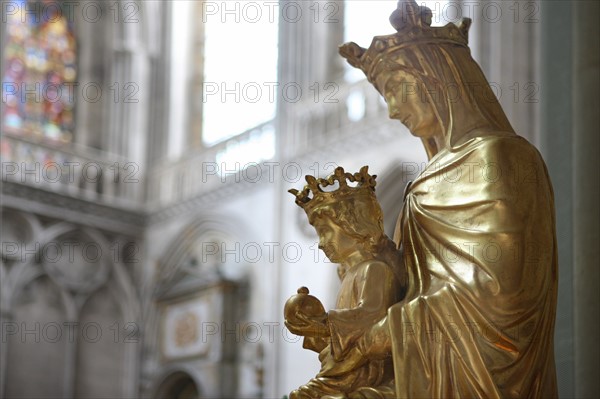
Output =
[{"x1": 285, "y1": 0, "x2": 558, "y2": 398}]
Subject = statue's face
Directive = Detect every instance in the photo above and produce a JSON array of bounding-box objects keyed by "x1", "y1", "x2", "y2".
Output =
[
  {"x1": 373, "y1": 57, "x2": 444, "y2": 138},
  {"x1": 312, "y1": 217, "x2": 357, "y2": 264}
]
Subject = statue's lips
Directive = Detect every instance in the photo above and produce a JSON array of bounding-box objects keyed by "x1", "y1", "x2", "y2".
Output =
[
  {"x1": 402, "y1": 116, "x2": 414, "y2": 131},
  {"x1": 320, "y1": 244, "x2": 338, "y2": 261},
  {"x1": 389, "y1": 109, "x2": 413, "y2": 129}
]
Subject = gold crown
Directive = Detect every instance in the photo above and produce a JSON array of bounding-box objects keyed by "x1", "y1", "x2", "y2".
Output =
[
  {"x1": 339, "y1": 0, "x2": 472, "y2": 83},
  {"x1": 289, "y1": 166, "x2": 377, "y2": 218}
]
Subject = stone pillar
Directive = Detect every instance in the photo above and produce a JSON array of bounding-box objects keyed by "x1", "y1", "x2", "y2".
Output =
[
  {"x1": 277, "y1": 0, "x2": 345, "y2": 158},
  {"x1": 539, "y1": 1, "x2": 574, "y2": 397},
  {"x1": 465, "y1": 0, "x2": 540, "y2": 145},
  {"x1": 572, "y1": 1, "x2": 600, "y2": 397},
  {"x1": 188, "y1": 2, "x2": 206, "y2": 151},
  {"x1": 145, "y1": 1, "x2": 172, "y2": 166},
  {"x1": 539, "y1": 2, "x2": 600, "y2": 396},
  {"x1": 0, "y1": 306, "x2": 9, "y2": 397},
  {"x1": 73, "y1": 0, "x2": 111, "y2": 150},
  {"x1": 271, "y1": 2, "x2": 345, "y2": 397}
]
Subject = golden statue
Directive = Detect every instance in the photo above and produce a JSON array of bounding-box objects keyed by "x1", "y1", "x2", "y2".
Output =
[
  {"x1": 287, "y1": 167, "x2": 404, "y2": 399},
  {"x1": 286, "y1": 0, "x2": 558, "y2": 397}
]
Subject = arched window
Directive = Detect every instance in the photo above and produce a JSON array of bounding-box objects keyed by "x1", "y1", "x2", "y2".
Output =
[
  {"x1": 166, "y1": 2, "x2": 278, "y2": 166},
  {"x1": 0, "y1": 211, "x2": 140, "y2": 398},
  {"x1": 200, "y1": 5, "x2": 278, "y2": 147},
  {"x1": 3, "y1": 0, "x2": 77, "y2": 143}
]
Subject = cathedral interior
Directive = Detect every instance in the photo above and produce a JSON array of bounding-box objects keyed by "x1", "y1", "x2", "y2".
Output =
[{"x1": 0, "y1": 1, "x2": 598, "y2": 398}]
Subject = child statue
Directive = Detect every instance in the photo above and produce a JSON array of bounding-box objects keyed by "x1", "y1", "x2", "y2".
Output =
[{"x1": 285, "y1": 166, "x2": 406, "y2": 399}]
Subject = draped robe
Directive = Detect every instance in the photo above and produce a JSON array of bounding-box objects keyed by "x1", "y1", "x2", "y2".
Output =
[
  {"x1": 291, "y1": 260, "x2": 400, "y2": 399},
  {"x1": 389, "y1": 135, "x2": 558, "y2": 398}
]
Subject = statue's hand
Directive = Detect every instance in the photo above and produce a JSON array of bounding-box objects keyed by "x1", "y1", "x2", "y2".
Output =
[
  {"x1": 284, "y1": 287, "x2": 330, "y2": 337},
  {"x1": 285, "y1": 312, "x2": 330, "y2": 338}
]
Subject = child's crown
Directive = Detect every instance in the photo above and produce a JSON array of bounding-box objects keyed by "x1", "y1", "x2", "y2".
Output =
[{"x1": 289, "y1": 166, "x2": 377, "y2": 217}]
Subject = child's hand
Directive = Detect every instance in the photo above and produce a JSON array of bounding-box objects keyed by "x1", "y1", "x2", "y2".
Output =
[
  {"x1": 285, "y1": 312, "x2": 329, "y2": 338},
  {"x1": 284, "y1": 287, "x2": 330, "y2": 337}
]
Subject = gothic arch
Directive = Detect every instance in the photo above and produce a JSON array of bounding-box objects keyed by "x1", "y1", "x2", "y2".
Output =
[
  {"x1": 146, "y1": 214, "x2": 251, "y2": 398},
  {"x1": 156, "y1": 215, "x2": 251, "y2": 289},
  {"x1": 152, "y1": 367, "x2": 203, "y2": 399},
  {"x1": 0, "y1": 212, "x2": 141, "y2": 398},
  {"x1": 4, "y1": 274, "x2": 71, "y2": 398}
]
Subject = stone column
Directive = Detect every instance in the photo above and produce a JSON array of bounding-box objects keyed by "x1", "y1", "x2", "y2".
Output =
[
  {"x1": 277, "y1": 0, "x2": 345, "y2": 158},
  {"x1": 539, "y1": 1, "x2": 574, "y2": 397},
  {"x1": 73, "y1": 0, "x2": 111, "y2": 150},
  {"x1": 540, "y1": 2, "x2": 600, "y2": 396},
  {"x1": 464, "y1": 0, "x2": 540, "y2": 145},
  {"x1": 271, "y1": 2, "x2": 345, "y2": 397},
  {"x1": 572, "y1": 1, "x2": 600, "y2": 397}
]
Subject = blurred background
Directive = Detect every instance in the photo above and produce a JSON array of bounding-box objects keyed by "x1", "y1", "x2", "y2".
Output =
[{"x1": 0, "y1": 0, "x2": 598, "y2": 398}]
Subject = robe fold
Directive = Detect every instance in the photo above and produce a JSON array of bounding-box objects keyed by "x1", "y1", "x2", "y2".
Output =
[{"x1": 390, "y1": 135, "x2": 558, "y2": 398}]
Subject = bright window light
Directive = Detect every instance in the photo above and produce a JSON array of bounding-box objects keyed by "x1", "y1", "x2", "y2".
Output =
[
  {"x1": 344, "y1": 0, "x2": 450, "y2": 82},
  {"x1": 202, "y1": 6, "x2": 279, "y2": 146}
]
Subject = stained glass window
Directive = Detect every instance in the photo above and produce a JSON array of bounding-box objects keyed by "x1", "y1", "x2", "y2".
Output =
[{"x1": 3, "y1": 0, "x2": 77, "y2": 143}]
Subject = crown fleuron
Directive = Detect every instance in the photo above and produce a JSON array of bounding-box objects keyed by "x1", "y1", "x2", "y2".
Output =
[
  {"x1": 289, "y1": 166, "x2": 377, "y2": 218},
  {"x1": 339, "y1": 0, "x2": 472, "y2": 82}
]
